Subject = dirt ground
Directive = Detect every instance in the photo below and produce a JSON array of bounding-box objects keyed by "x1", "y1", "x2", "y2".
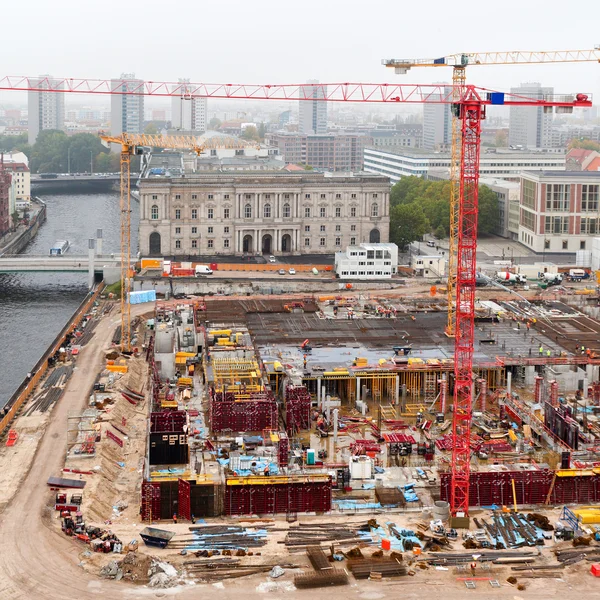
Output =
[{"x1": 0, "y1": 290, "x2": 599, "y2": 599}]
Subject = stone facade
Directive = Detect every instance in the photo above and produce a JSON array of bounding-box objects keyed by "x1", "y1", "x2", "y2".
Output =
[{"x1": 139, "y1": 172, "x2": 390, "y2": 257}]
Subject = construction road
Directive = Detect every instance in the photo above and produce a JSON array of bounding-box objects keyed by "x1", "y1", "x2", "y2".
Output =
[{"x1": 0, "y1": 297, "x2": 566, "y2": 600}]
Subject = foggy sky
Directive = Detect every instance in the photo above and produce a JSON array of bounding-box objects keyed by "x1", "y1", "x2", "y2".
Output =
[{"x1": 2, "y1": 0, "x2": 600, "y2": 107}]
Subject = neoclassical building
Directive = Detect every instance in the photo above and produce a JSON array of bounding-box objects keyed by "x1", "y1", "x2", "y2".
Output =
[{"x1": 139, "y1": 172, "x2": 390, "y2": 256}]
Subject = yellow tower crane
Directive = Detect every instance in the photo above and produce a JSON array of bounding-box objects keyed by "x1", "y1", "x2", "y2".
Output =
[
  {"x1": 99, "y1": 132, "x2": 260, "y2": 351},
  {"x1": 383, "y1": 47, "x2": 600, "y2": 337}
]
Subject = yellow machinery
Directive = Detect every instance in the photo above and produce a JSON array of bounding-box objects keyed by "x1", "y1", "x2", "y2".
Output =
[
  {"x1": 383, "y1": 47, "x2": 600, "y2": 337},
  {"x1": 99, "y1": 133, "x2": 259, "y2": 351}
]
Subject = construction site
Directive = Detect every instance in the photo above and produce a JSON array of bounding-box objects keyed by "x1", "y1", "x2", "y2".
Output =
[
  {"x1": 31, "y1": 283, "x2": 600, "y2": 595},
  {"x1": 2, "y1": 51, "x2": 600, "y2": 599}
]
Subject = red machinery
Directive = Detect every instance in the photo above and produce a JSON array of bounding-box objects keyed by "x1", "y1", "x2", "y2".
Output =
[{"x1": 1, "y1": 76, "x2": 591, "y2": 518}]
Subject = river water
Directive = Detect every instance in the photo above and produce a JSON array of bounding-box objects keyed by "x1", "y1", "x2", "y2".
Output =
[{"x1": 0, "y1": 192, "x2": 139, "y2": 408}]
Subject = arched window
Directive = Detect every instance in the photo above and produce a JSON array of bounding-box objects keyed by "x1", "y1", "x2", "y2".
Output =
[
  {"x1": 244, "y1": 203, "x2": 252, "y2": 218},
  {"x1": 264, "y1": 203, "x2": 271, "y2": 218},
  {"x1": 151, "y1": 204, "x2": 159, "y2": 220},
  {"x1": 371, "y1": 203, "x2": 379, "y2": 217},
  {"x1": 283, "y1": 203, "x2": 291, "y2": 218}
]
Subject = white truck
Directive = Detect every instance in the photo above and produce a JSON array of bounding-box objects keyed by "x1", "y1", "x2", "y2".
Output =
[
  {"x1": 539, "y1": 272, "x2": 563, "y2": 285},
  {"x1": 194, "y1": 265, "x2": 213, "y2": 276},
  {"x1": 496, "y1": 271, "x2": 527, "y2": 285},
  {"x1": 567, "y1": 268, "x2": 588, "y2": 282}
]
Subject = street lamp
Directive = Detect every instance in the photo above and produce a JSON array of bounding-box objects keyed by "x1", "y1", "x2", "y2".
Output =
[{"x1": 90, "y1": 150, "x2": 93, "y2": 175}]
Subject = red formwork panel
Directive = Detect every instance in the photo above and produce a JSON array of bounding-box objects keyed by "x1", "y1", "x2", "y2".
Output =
[
  {"x1": 440, "y1": 470, "x2": 600, "y2": 506},
  {"x1": 224, "y1": 479, "x2": 332, "y2": 515},
  {"x1": 178, "y1": 478, "x2": 191, "y2": 520},
  {"x1": 278, "y1": 432, "x2": 289, "y2": 467},
  {"x1": 209, "y1": 391, "x2": 278, "y2": 433},
  {"x1": 141, "y1": 481, "x2": 162, "y2": 521},
  {"x1": 151, "y1": 411, "x2": 187, "y2": 433},
  {"x1": 285, "y1": 386, "x2": 311, "y2": 434}
]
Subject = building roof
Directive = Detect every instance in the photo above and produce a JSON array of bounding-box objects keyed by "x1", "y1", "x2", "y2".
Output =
[
  {"x1": 522, "y1": 170, "x2": 600, "y2": 179},
  {"x1": 366, "y1": 147, "x2": 566, "y2": 160},
  {"x1": 567, "y1": 148, "x2": 595, "y2": 164}
]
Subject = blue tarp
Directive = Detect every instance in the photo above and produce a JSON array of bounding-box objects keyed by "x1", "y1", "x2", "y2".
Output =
[{"x1": 129, "y1": 290, "x2": 157, "y2": 304}]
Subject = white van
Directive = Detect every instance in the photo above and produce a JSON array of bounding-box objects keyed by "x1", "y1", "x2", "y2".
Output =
[{"x1": 195, "y1": 265, "x2": 213, "y2": 276}]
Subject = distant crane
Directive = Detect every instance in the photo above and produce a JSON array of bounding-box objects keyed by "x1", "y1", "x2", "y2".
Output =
[
  {"x1": 99, "y1": 132, "x2": 260, "y2": 352},
  {"x1": 383, "y1": 47, "x2": 600, "y2": 338}
]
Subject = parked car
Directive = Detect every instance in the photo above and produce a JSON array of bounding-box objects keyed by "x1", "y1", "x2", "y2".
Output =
[
  {"x1": 288, "y1": 268, "x2": 296, "y2": 275},
  {"x1": 427, "y1": 240, "x2": 436, "y2": 247},
  {"x1": 269, "y1": 255, "x2": 276, "y2": 263},
  {"x1": 278, "y1": 269, "x2": 286, "y2": 275}
]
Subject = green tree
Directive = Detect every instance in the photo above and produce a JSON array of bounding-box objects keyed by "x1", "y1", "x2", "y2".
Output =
[
  {"x1": 569, "y1": 138, "x2": 600, "y2": 152},
  {"x1": 11, "y1": 211, "x2": 19, "y2": 230},
  {"x1": 208, "y1": 117, "x2": 222, "y2": 130},
  {"x1": 0, "y1": 133, "x2": 28, "y2": 152},
  {"x1": 257, "y1": 122, "x2": 266, "y2": 140},
  {"x1": 495, "y1": 129, "x2": 508, "y2": 147},
  {"x1": 477, "y1": 185, "x2": 500, "y2": 235},
  {"x1": 390, "y1": 203, "x2": 429, "y2": 249},
  {"x1": 144, "y1": 122, "x2": 159, "y2": 135},
  {"x1": 29, "y1": 130, "x2": 69, "y2": 173},
  {"x1": 241, "y1": 125, "x2": 260, "y2": 142},
  {"x1": 434, "y1": 224, "x2": 446, "y2": 239}
]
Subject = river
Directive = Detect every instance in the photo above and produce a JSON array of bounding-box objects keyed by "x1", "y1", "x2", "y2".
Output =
[{"x1": 0, "y1": 192, "x2": 139, "y2": 408}]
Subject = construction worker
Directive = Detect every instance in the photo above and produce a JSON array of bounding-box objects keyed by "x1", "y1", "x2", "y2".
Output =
[
  {"x1": 581, "y1": 345, "x2": 586, "y2": 355},
  {"x1": 587, "y1": 348, "x2": 592, "y2": 357},
  {"x1": 539, "y1": 345, "x2": 544, "y2": 356},
  {"x1": 546, "y1": 349, "x2": 551, "y2": 358},
  {"x1": 173, "y1": 513, "x2": 178, "y2": 524}
]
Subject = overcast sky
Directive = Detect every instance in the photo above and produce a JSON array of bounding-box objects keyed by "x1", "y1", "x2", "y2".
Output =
[{"x1": 2, "y1": 0, "x2": 600, "y2": 108}]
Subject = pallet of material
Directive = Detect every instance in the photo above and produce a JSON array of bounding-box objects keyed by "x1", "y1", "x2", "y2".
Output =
[
  {"x1": 348, "y1": 559, "x2": 407, "y2": 579},
  {"x1": 47, "y1": 476, "x2": 86, "y2": 489},
  {"x1": 294, "y1": 569, "x2": 349, "y2": 588}
]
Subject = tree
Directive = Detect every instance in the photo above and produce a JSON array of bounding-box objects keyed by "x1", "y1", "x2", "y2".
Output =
[
  {"x1": 495, "y1": 129, "x2": 508, "y2": 147},
  {"x1": 257, "y1": 122, "x2": 266, "y2": 140},
  {"x1": 241, "y1": 125, "x2": 260, "y2": 142},
  {"x1": 10, "y1": 211, "x2": 19, "y2": 230},
  {"x1": 569, "y1": 138, "x2": 600, "y2": 152},
  {"x1": 390, "y1": 203, "x2": 429, "y2": 249},
  {"x1": 208, "y1": 117, "x2": 222, "y2": 130},
  {"x1": 144, "y1": 122, "x2": 159, "y2": 135},
  {"x1": 434, "y1": 224, "x2": 446, "y2": 239},
  {"x1": 477, "y1": 185, "x2": 500, "y2": 235},
  {"x1": 0, "y1": 133, "x2": 28, "y2": 152}
]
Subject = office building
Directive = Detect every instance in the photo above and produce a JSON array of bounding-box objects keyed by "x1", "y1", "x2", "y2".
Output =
[
  {"x1": 519, "y1": 171, "x2": 600, "y2": 253},
  {"x1": 139, "y1": 172, "x2": 390, "y2": 257},
  {"x1": 110, "y1": 73, "x2": 145, "y2": 139},
  {"x1": 422, "y1": 85, "x2": 452, "y2": 150},
  {"x1": 298, "y1": 80, "x2": 327, "y2": 134},
  {"x1": 363, "y1": 147, "x2": 566, "y2": 183},
  {"x1": 171, "y1": 80, "x2": 207, "y2": 133},
  {"x1": 335, "y1": 243, "x2": 398, "y2": 279},
  {"x1": 509, "y1": 83, "x2": 554, "y2": 149},
  {"x1": 27, "y1": 76, "x2": 65, "y2": 144},
  {"x1": 265, "y1": 133, "x2": 369, "y2": 171}
]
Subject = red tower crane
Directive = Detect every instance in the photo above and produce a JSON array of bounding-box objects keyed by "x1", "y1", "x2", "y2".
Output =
[{"x1": 0, "y1": 76, "x2": 591, "y2": 516}]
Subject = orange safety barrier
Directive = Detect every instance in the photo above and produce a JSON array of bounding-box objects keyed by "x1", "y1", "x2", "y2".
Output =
[{"x1": 0, "y1": 283, "x2": 105, "y2": 437}]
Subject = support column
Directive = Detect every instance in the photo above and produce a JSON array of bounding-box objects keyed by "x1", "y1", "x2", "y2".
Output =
[
  {"x1": 506, "y1": 371, "x2": 512, "y2": 396},
  {"x1": 394, "y1": 375, "x2": 400, "y2": 406},
  {"x1": 96, "y1": 229, "x2": 103, "y2": 256},
  {"x1": 333, "y1": 408, "x2": 339, "y2": 444},
  {"x1": 88, "y1": 238, "x2": 95, "y2": 290},
  {"x1": 317, "y1": 378, "x2": 322, "y2": 408},
  {"x1": 356, "y1": 377, "x2": 361, "y2": 406}
]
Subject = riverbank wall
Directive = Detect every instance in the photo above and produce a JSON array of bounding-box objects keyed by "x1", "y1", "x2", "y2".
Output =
[
  {"x1": 0, "y1": 198, "x2": 46, "y2": 256},
  {"x1": 0, "y1": 282, "x2": 105, "y2": 436}
]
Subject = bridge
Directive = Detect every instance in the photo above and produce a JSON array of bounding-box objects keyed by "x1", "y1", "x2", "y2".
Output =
[
  {"x1": 30, "y1": 174, "x2": 139, "y2": 192},
  {"x1": 0, "y1": 254, "x2": 128, "y2": 289},
  {"x1": 0, "y1": 254, "x2": 124, "y2": 272}
]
